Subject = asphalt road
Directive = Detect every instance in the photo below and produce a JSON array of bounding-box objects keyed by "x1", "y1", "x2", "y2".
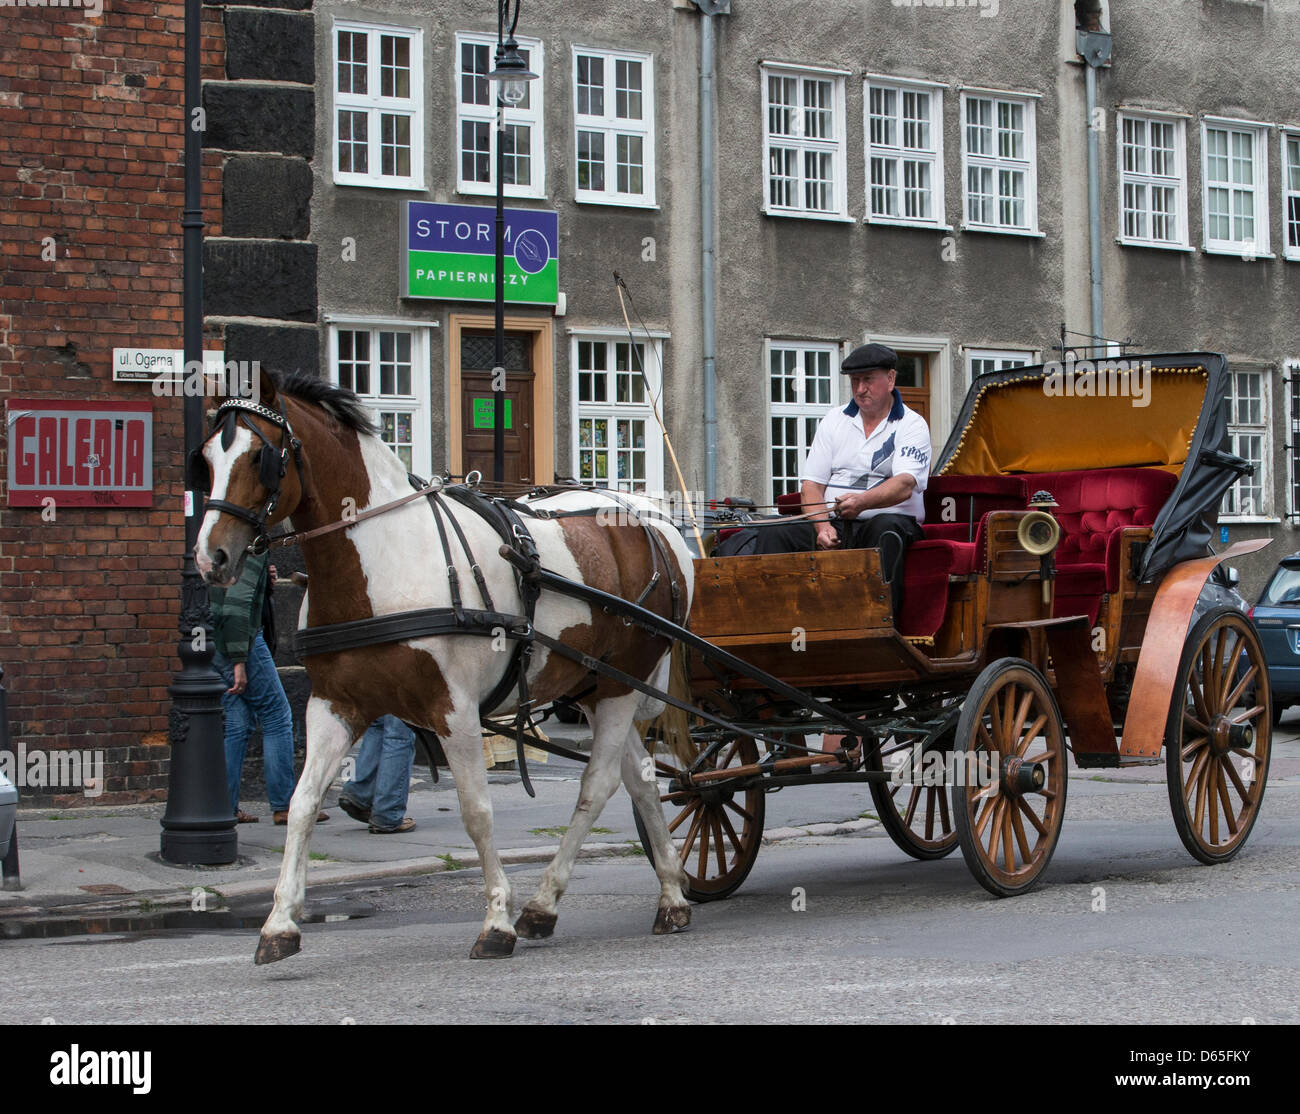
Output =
[{"x1": 2, "y1": 771, "x2": 1297, "y2": 1026}]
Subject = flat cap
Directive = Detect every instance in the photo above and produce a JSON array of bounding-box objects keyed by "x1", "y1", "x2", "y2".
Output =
[{"x1": 841, "y1": 342, "x2": 898, "y2": 373}]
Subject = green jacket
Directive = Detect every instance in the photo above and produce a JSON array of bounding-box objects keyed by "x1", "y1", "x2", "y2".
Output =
[{"x1": 209, "y1": 551, "x2": 269, "y2": 663}]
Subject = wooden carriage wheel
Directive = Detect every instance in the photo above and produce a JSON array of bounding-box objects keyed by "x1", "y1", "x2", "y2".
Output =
[
  {"x1": 1165, "y1": 607, "x2": 1271, "y2": 864},
  {"x1": 633, "y1": 735, "x2": 765, "y2": 902},
  {"x1": 951, "y1": 659, "x2": 1068, "y2": 897},
  {"x1": 867, "y1": 729, "x2": 960, "y2": 860}
]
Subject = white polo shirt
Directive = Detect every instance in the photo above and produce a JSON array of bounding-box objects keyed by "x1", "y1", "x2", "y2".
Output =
[{"x1": 801, "y1": 389, "x2": 930, "y2": 522}]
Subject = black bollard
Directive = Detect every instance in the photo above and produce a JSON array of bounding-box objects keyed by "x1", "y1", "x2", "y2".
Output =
[{"x1": 0, "y1": 662, "x2": 20, "y2": 891}]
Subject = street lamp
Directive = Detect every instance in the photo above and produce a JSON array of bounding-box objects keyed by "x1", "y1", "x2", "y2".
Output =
[
  {"x1": 160, "y1": 0, "x2": 237, "y2": 864},
  {"x1": 487, "y1": 1, "x2": 538, "y2": 484}
]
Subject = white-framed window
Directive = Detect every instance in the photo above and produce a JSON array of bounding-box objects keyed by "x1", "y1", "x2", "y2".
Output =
[
  {"x1": 333, "y1": 22, "x2": 423, "y2": 190},
  {"x1": 767, "y1": 341, "x2": 841, "y2": 501},
  {"x1": 572, "y1": 335, "x2": 664, "y2": 492},
  {"x1": 456, "y1": 32, "x2": 545, "y2": 199},
  {"x1": 967, "y1": 348, "x2": 1032, "y2": 382},
  {"x1": 328, "y1": 322, "x2": 432, "y2": 478},
  {"x1": 961, "y1": 91, "x2": 1038, "y2": 234},
  {"x1": 572, "y1": 47, "x2": 655, "y2": 207},
  {"x1": 865, "y1": 77, "x2": 945, "y2": 228},
  {"x1": 1221, "y1": 365, "x2": 1270, "y2": 520},
  {"x1": 1117, "y1": 113, "x2": 1189, "y2": 249},
  {"x1": 1287, "y1": 360, "x2": 1300, "y2": 522},
  {"x1": 761, "y1": 63, "x2": 849, "y2": 220},
  {"x1": 1201, "y1": 119, "x2": 1270, "y2": 257},
  {"x1": 1283, "y1": 132, "x2": 1300, "y2": 262}
]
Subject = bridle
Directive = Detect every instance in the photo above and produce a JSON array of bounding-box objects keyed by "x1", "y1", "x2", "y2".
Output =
[{"x1": 199, "y1": 397, "x2": 303, "y2": 556}]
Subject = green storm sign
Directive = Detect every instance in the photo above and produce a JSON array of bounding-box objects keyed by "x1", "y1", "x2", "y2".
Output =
[{"x1": 403, "y1": 201, "x2": 558, "y2": 304}]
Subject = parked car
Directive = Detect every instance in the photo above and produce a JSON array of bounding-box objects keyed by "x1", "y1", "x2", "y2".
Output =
[
  {"x1": 0, "y1": 769, "x2": 16, "y2": 862},
  {"x1": 1250, "y1": 552, "x2": 1300, "y2": 725}
]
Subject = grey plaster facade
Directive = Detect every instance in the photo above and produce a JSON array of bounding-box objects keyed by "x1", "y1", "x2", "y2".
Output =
[{"x1": 307, "y1": 0, "x2": 1300, "y2": 594}]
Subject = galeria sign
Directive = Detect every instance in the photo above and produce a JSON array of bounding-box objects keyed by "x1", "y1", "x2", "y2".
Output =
[{"x1": 5, "y1": 399, "x2": 153, "y2": 507}]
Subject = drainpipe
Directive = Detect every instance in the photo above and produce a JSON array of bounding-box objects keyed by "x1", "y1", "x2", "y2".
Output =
[
  {"x1": 695, "y1": 1, "x2": 730, "y2": 502},
  {"x1": 1077, "y1": 15, "x2": 1112, "y2": 353}
]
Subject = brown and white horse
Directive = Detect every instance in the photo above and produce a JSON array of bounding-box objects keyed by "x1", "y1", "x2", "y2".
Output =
[{"x1": 193, "y1": 370, "x2": 694, "y2": 961}]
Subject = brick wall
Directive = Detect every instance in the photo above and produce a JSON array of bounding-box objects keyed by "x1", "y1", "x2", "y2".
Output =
[{"x1": 0, "y1": 1, "x2": 225, "y2": 805}]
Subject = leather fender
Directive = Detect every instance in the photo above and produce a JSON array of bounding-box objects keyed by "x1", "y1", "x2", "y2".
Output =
[{"x1": 1119, "y1": 539, "x2": 1271, "y2": 758}]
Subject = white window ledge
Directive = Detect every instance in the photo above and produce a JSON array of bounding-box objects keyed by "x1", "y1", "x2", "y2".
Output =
[
  {"x1": 1116, "y1": 237, "x2": 1195, "y2": 253},
  {"x1": 573, "y1": 197, "x2": 661, "y2": 211},
  {"x1": 1219, "y1": 517, "x2": 1281, "y2": 526},
  {"x1": 1202, "y1": 245, "x2": 1276, "y2": 260},
  {"x1": 960, "y1": 224, "x2": 1046, "y2": 238},
  {"x1": 866, "y1": 217, "x2": 954, "y2": 232},
  {"x1": 763, "y1": 209, "x2": 855, "y2": 224}
]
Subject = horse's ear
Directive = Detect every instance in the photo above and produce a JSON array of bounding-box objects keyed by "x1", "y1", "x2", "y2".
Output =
[{"x1": 255, "y1": 365, "x2": 279, "y2": 407}]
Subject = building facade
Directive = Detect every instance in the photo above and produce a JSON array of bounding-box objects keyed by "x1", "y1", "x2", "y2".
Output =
[{"x1": 312, "y1": 0, "x2": 1299, "y2": 594}]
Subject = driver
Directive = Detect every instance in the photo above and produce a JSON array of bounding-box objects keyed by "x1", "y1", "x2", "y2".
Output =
[{"x1": 740, "y1": 342, "x2": 930, "y2": 621}]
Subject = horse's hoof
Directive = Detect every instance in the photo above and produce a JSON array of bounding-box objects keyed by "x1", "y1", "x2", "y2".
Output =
[
  {"x1": 470, "y1": 928, "x2": 517, "y2": 959},
  {"x1": 514, "y1": 906, "x2": 558, "y2": 939},
  {"x1": 254, "y1": 931, "x2": 302, "y2": 965},
  {"x1": 653, "y1": 904, "x2": 691, "y2": 935}
]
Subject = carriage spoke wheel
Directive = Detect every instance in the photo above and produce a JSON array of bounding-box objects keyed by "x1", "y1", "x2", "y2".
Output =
[
  {"x1": 868, "y1": 730, "x2": 959, "y2": 860},
  {"x1": 632, "y1": 734, "x2": 765, "y2": 902},
  {"x1": 951, "y1": 659, "x2": 1068, "y2": 897},
  {"x1": 1165, "y1": 607, "x2": 1272, "y2": 865}
]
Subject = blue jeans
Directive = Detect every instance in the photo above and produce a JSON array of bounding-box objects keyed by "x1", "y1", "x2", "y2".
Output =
[
  {"x1": 342, "y1": 715, "x2": 415, "y2": 830},
  {"x1": 213, "y1": 633, "x2": 297, "y2": 813}
]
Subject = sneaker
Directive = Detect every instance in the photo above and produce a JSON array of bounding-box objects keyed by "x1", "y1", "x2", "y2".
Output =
[
  {"x1": 369, "y1": 816, "x2": 416, "y2": 834},
  {"x1": 337, "y1": 794, "x2": 372, "y2": 824}
]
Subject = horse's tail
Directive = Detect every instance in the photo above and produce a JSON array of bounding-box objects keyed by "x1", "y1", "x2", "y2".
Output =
[{"x1": 640, "y1": 642, "x2": 697, "y2": 769}]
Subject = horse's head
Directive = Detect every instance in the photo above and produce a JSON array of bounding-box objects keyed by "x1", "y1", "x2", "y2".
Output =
[{"x1": 195, "y1": 369, "x2": 306, "y2": 587}]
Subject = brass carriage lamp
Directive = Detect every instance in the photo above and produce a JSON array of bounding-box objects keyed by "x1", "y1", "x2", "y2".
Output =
[{"x1": 1020, "y1": 491, "x2": 1062, "y2": 606}]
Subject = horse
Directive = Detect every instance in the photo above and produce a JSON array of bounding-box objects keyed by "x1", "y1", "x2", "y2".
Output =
[{"x1": 193, "y1": 369, "x2": 695, "y2": 961}]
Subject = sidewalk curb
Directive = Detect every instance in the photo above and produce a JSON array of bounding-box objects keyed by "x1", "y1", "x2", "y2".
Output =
[{"x1": 0, "y1": 817, "x2": 882, "y2": 922}]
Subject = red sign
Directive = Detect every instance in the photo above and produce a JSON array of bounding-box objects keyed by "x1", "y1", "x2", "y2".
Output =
[{"x1": 5, "y1": 399, "x2": 153, "y2": 507}]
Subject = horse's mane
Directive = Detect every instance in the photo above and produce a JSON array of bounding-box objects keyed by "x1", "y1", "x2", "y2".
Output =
[{"x1": 275, "y1": 371, "x2": 377, "y2": 435}]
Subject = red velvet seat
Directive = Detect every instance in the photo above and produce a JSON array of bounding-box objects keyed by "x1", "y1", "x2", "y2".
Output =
[{"x1": 1021, "y1": 467, "x2": 1178, "y2": 623}]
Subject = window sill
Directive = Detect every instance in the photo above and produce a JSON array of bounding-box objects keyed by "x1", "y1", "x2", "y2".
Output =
[
  {"x1": 1284, "y1": 250, "x2": 1300, "y2": 263},
  {"x1": 1115, "y1": 237, "x2": 1194, "y2": 253},
  {"x1": 763, "y1": 209, "x2": 855, "y2": 224},
  {"x1": 573, "y1": 195, "x2": 660, "y2": 211},
  {"x1": 333, "y1": 175, "x2": 426, "y2": 192},
  {"x1": 866, "y1": 217, "x2": 954, "y2": 232},
  {"x1": 1219, "y1": 516, "x2": 1281, "y2": 526},
  {"x1": 1202, "y1": 244, "x2": 1276, "y2": 260},
  {"x1": 960, "y1": 224, "x2": 1045, "y2": 239},
  {"x1": 457, "y1": 183, "x2": 549, "y2": 202}
]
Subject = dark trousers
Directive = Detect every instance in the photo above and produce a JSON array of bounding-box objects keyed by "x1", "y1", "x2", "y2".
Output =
[{"x1": 745, "y1": 512, "x2": 925, "y2": 621}]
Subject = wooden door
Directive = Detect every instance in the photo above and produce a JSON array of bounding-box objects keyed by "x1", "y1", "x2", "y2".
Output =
[
  {"x1": 460, "y1": 330, "x2": 535, "y2": 484},
  {"x1": 894, "y1": 352, "x2": 930, "y2": 423}
]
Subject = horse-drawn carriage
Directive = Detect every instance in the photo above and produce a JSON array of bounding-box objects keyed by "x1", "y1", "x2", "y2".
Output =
[
  {"x1": 195, "y1": 350, "x2": 1270, "y2": 961},
  {"x1": 637, "y1": 351, "x2": 1272, "y2": 899}
]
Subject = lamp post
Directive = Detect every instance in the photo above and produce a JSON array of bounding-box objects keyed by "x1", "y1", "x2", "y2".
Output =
[
  {"x1": 160, "y1": 0, "x2": 237, "y2": 864},
  {"x1": 487, "y1": 1, "x2": 538, "y2": 484}
]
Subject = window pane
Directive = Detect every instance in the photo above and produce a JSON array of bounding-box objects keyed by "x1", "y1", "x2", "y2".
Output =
[
  {"x1": 462, "y1": 120, "x2": 490, "y2": 183},
  {"x1": 380, "y1": 34, "x2": 410, "y2": 99},
  {"x1": 616, "y1": 134, "x2": 643, "y2": 194},
  {"x1": 380, "y1": 114, "x2": 411, "y2": 178},
  {"x1": 461, "y1": 42, "x2": 489, "y2": 106},
  {"x1": 616, "y1": 59, "x2": 642, "y2": 120},
  {"x1": 338, "y1": 110, "x2": 368, "y2": 175},
  {"x1": 502, "y1": 124, "x2": 531, "y2": 187},
  {"x1": 338, "y1": 30, "x2": 368, "y2": 95},
  {"x1": 576, "y1": 54, "x2": 604, "y2": 117},
  {"x1": 577, "y1": 130, "x2": 605, "y2": 192}
]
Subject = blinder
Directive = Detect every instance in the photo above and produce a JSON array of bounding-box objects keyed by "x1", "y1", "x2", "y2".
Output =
[{"x1": 200, "y1": 397, "x2": 302, "y2": 555}]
